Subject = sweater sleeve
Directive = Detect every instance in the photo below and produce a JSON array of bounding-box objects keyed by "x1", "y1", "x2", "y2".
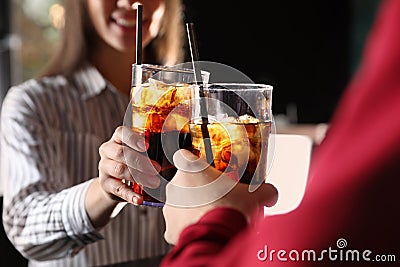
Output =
[{"x1": 161, "y1": 208, "x2": 247, "y2": 267}]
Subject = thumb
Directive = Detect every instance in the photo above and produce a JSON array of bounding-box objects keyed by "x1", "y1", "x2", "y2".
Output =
[
  {"x1": 172, "y1": 149, "x2": 210, "y2": 173},
  {"x1": 170, "y1": 149, "x2": 224, "y2": 188},
  {"x1": 167, "y1": 149, "x2": 237, "y2": 207}
]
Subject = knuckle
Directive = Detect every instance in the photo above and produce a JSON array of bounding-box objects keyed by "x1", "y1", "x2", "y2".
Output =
[
  {"x1": 112, "y1": 183, "x2": 133, "y2": 202},
  {"x1": 98, "y1": 143, "x2": 106, "y2": 156},
  {"x1": 114, "y1": 145, "x2": 124, "y2": 159},
  {"x1": 115, "y1": 126, "x2": 124, "y2": 137},
  {"x1": 111, "y1": 126, "x2": 124, "y2": 142},
  {"x1": 98, "y1": 158, "x2": 103, "y2": 170},
  {"x1": 113, "y1": 183, "x2": 125, "y2": 198},
  {"x1": 98, "y1": 160, "x2": 107, "y2": 178},
  {"x1": 114, "y1": 162, "x2": 127, "y2": 176}
]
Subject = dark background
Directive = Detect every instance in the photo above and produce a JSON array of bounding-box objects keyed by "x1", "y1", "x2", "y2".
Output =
[
  {"x1": 0, "y1": 1, "x2": 382, "y2": 124},
  {"x1": 182, "y1": 0, "x2": 380, "y2": 123}
]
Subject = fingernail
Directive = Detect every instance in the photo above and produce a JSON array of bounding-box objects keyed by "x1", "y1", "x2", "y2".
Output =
[
  {"x1": 132, "y1": 196, "x2": 143, "y2": 206},
  {"x1": 136, "y1": 140, "x2": 147, "y2": 151}
]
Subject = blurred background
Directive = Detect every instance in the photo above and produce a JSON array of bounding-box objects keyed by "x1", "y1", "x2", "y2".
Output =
[
  {"x1": 1, "y1": 0, "x2": 380, "y2": 124},
  {"x1": 0, "y1": 0, "x2": 381, "y2": 266}
]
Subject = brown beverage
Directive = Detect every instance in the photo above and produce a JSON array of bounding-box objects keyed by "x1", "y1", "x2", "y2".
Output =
[
  {"x1": 190, "y1": 116, "x2": 271, "y2": 185},
  {"x1": 131, "y1": 79, "x2": 193, "y2": 206}
]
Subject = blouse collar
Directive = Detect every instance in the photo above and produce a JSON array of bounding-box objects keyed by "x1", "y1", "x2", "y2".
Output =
[{"x1": 72, "y1": 63, "x2": 108, "y2": 100}]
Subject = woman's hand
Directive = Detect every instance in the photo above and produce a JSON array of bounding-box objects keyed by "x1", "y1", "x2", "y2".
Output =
[
  {"x1": 163, "y1": 149, "x2": 278, "y2": 244},
  {"x1": 98, "y1": 126, "x2": 161, "y2": 205},
  {"x1": 85, "y1": 126, "x2": 161, "y2": 229}
]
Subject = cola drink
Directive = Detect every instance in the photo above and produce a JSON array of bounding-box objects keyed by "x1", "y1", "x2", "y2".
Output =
[
  {"x1": 130, "y1": 78, "x2": 194, "y2": 206},
  {"x1": 190, "y1": 116, "x2": 271, "y2": 185}
]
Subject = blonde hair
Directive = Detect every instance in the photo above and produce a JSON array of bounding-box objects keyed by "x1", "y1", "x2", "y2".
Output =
[{"x1": 42, "y1": 0, "x2": 185, "y2": 77}]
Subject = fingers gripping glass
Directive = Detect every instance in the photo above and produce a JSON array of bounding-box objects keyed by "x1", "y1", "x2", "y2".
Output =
[{"x1": 124, "y1": 64, "x2": 210, "y2": 207}]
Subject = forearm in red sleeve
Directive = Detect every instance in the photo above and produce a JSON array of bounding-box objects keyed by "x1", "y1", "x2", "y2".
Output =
[{"x1": 160, "y1": 207, "x2": 247, "y2": 267}]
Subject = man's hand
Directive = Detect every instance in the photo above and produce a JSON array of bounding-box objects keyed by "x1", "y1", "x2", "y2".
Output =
[{"x1": 163, "y1": 149, "x2": 278, "y2": 244}]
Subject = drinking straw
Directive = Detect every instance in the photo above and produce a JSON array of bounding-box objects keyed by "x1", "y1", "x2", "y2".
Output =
[
  {"x1": 186, "y1": 22, "x2": 215, "y2": 167},
  {"x1": 135, "y1": 3, "x2": 143, "y2": 65},
  {"x1": 133, "y1": 3, "x2": 143, "y2": 91}
]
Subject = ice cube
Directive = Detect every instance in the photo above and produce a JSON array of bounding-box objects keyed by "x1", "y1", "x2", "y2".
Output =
[
  {"x1": 216, "y1": 113, "x2": 229, "y2": 121},
  {"x1": 238, "y1": 114, "x2": 259, "y2": 124}
]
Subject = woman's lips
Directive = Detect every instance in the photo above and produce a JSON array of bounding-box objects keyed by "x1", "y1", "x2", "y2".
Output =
[
  {"x1": 114, "y1": 17, "x2": 136, "y2": 27},
  {"x1": 111, "y1": 10, "x2": 149, "y2": 33},
  {"x1": 111, "y1": 16, "x2": 149, "y2": 29},
  {"x1": 111, "y1": 10, "x2": 137, "y2": 28}
]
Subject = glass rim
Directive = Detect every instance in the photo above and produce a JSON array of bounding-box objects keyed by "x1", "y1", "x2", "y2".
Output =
[
  {"x1": 205, "y1": 83, "x2": 273, "y2": 91},
  {"x1": 132, "y1": 63, "x2": 209, "y2": 76}
]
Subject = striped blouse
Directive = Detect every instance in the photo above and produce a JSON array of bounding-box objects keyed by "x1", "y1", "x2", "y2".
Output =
[{"x1": 0, "y1": 64, "x2": 170, "y2": 267}]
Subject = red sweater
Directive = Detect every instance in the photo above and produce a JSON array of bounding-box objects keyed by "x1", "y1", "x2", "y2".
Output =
[{"x1": 161, "y1": 0, "x2": 400, "y2": 266}]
